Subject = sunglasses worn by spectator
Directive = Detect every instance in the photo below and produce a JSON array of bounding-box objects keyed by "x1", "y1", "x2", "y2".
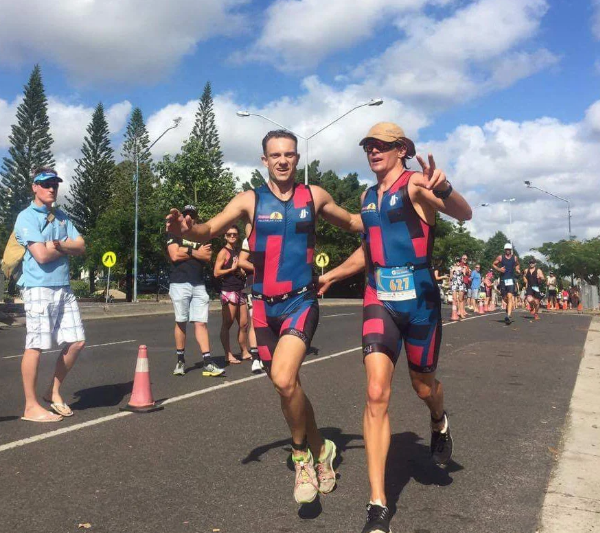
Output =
[
  {"x1": 225, "y1": 233, "x2": 238, "y2": 237},
  {"x1": 37, "y1": 181, "x2": 59, "y2": 190},
  {"x1": 363, "y1": 139, "x2": 399, "y2": 154}
]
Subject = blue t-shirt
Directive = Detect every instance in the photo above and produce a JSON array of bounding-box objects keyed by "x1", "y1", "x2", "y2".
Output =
[
  {"x1": 470, "y1": 270, "x2": 482, "y2": 291},
  {"x1": 14, "y1": 202, "x2": 81, "y2": 288}
]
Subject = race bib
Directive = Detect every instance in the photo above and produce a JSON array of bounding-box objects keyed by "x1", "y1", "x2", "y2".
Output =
[
  {"x1": 504, "y1": 278, "x2": 514, "y2": 287},
  {"x1": 531, "y1": 286, "x2": 540, "y2": 292},
  {"x1": 375, "y1": 266, "x2": 417, "y2": 301}
]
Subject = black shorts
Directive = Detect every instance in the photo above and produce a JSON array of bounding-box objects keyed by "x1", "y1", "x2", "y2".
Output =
[
  {"x1": 252, "y1": 293, "x2": 319, "y2": 373},
  {"x1": 526, "y1": 288, "x2": 541, "y2": 300},
  {"x1": 500, "y1": 281, "x2": 517, "y2": 298},
  {"x1": 548, "y1": 289, "x2": 557, "y2": 297}
]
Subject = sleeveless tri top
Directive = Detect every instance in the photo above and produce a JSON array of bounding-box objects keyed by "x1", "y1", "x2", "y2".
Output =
[
  {"x1": 247, "y1": 183, "x2": 316, "y2": 297},
  {"x1": 361, "y1": 170, "x2": 434, "y2": 289},
  {"x1": 500, "y1": 255, "x2": 516, "y2": 281},
  {"x1": 525, "y1": 268, "x2": 539, "y2": 289}
]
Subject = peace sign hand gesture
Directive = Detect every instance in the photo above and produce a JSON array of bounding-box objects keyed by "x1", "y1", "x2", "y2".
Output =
[{"x1": 413, "y1": 153, "x2": 448, "y2": 192}]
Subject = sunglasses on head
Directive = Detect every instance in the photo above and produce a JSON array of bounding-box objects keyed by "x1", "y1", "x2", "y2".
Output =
[
  {"x1": 362, "y1": 139, "x2": 399, "y2": 154},
  {"x1": 225, "y1": 232, "x2": 238, "y2": 237},
  {"x1": 37, "y1": 181, "x2": 59, "y2": 190}
]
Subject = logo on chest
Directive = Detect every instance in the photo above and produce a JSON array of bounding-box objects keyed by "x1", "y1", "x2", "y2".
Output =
[
  {"x1": 390, "y1": 195, "x2": 398, "y2": 207},
  {"x1": 362, "y1": 202, "x2": 377, "y2": 213},
  {"x1": 257, "y1": 211, "x2": 284, "y2": 222}
]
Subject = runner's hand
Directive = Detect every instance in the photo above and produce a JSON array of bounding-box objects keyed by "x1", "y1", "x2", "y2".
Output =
[
  {"x1": 413, "y1": 154, "x2": 447, "y2": 191},
  {"x1": 166, "y1": 209, "x2": 191, "y2": 236},
  {"x1": 317, "y1": 275, "x2": 333, "y2": 296}
]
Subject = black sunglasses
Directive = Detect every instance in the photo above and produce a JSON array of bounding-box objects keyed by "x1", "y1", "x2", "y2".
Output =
[
  {"x1": 363, "y1": 139, "x2": 399, "y2": 154},
  {"x1": 37, "y1": 181, "x2": 59, "y2": 190},
  {"x1": 225, "y1": 233, "x2": 238, "y2": 237}
]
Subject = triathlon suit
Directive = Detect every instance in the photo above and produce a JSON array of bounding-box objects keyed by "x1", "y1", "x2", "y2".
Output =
[
  {"x1": 219, "y1": 247, "x2": 247, "y2": 305},
  {"x1": 361, "y1": 170, "x2": 441, "y2": 373},
  {"x1": 525, "y1": 268, "x2": 541, "y2": 300},
  {"x1": 499, "y1": 255, "x2": 517, "y2": 297},
  {"x1": 248, "y1": 183, "x2": 319, "y2": 370}
]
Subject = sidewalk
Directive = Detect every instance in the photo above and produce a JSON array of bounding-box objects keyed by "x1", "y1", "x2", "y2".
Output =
[
  {"x1": 537, "y1": 316, "x2": 600, "y2": 532},
  {"x1": 0, "y1": 298, "x2": 364, "y2": 328}
]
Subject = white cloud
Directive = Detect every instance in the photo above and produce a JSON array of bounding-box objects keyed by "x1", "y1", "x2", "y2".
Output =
[
  {"x1": 238, "y1": 0, "x2": 433, "y2": 70},
  {"x1": 0, "y1": 0, "x2": 248, "y2": 84}
]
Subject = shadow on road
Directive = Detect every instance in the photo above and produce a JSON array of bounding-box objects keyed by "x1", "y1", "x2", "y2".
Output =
[
  {"x1": 385, "y1": 431, "x2": 464, "y2": 516},
  {"x1": 0, "y1": 416, "x2": 19, "y2": 423},
  {"x1": 70, "y1": 381, "x2": 133, "y2": 410}
]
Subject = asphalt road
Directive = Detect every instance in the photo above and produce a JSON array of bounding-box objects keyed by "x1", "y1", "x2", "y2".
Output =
[{"x1": 0, "y1": 306, "x2": 592, "y2": 533}]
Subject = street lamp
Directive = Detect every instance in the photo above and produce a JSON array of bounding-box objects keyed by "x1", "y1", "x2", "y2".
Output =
[
  {"x1": 236, "y1": 98, "x2": 384, "y2": 186},
  {"x1": 502, "y1": 198, "x2": 516, "y2": 243},
  {"x1": 524, "y1": 181, "x2": 572, "y2": 239},
  {"x1": 133, "y1": 116, "x2": 182, "y2": 302}
]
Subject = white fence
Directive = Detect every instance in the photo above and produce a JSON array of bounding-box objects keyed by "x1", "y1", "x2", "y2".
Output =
[{"x1": 581, "y1": 283, "x2": 599, "y2": 310}]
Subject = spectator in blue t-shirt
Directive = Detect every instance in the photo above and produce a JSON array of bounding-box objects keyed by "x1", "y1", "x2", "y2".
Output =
[
  {"x1": 468, "y1": 264, "x2": 482, "y2": 310},
  {"x1": 14, "y1": 167, "x2": 86, "y2": 423}
]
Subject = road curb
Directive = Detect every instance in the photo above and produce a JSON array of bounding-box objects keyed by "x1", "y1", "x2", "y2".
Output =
[{"x1": 538, "y1": 316, "x2": 600, "y2": 532}]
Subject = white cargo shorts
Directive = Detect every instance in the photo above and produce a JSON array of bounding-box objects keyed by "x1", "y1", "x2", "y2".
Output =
[{"x1": 169, "y1": 282, "x2": 209, "y2": 323}]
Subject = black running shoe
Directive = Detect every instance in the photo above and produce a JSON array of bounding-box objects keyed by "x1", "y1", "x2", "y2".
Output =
[
  {"x1": 504, "y1": 315, "x2": 511, "y2": 325},
  {"x1": 430, "y1": 411, "x2": 453, "y2": 466},
  {"x1": 361, "y1": 503, "x2": 391, "y2": 533}
]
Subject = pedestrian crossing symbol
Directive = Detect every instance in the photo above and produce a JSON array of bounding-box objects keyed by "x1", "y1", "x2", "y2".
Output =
[
  {"x1": 102, "y1": 251, "x2": 117, "y2": 268},
  {"x1": 315, "y1": 253, "x2": 329, "y2": 268}
]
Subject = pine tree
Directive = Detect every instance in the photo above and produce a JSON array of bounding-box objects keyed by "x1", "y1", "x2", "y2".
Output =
[
  {"x1": 67, "y1": 102, "x2": 115, "y2": 233},
  {"x1": 0, "y1": 64, "x2": 55, "y2": 241},
  {"x1": 190, "y1": 82, "x2": 224, "y2": 178},
  {"x1": 121, "y1": 107, "x2": 151, "y2": 165}
]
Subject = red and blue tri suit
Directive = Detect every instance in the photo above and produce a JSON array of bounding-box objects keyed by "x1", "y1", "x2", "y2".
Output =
[
  {"x1": 361, "y1": 170, "x2": 441, "y2": 373},
  {"x1": 247, "y1": 183, "x2": 319, "y2": 369}
]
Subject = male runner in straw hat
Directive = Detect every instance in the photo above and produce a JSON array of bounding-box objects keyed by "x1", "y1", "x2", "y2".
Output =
[{"x1": 318, "y1": 122, "x2": 471, "y2": 533}]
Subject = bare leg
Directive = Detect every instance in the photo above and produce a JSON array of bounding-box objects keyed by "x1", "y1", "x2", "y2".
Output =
[
  {"x1": 174, "y1": 322, "x2": 186, "y2": 350},
  {"x1": 45, "y1": 341, "x2": 85, "y2": 405},
  {"x1": 410, "y1": 369, "x2": 445, "y2": 427},
  {"x1": 22, "y1": 348, "x2": 58, "y2": 419},
  {"x1": 237, "y1": 303, "x2": 251, "y2": 359},
  {"x1": 270, "y1": 335, "x2": 324, "y2": 458},
  {"x1": 194, "y1": 321, "x2": 210, "y2": 354},
  {"x1": 363, "y1": 352, "x2": 394, "y2": 505},
  {"x1": 219, "y1": 303, "x2": 237, "y2": 362}
]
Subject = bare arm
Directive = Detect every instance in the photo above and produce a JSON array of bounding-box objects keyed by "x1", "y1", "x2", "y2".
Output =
[
  {"x1": 238, "y1": 249, "x2": 254, "y2": 273},
  {"x1": 311, "y1": 186, "x2": 364, "y2": 233},
  {"x1": 54, "y1": 236, "x2": 86, "y2": 257},
  {"x1": 214, "y1": 249, "x2": 238, "y2": 278},
  {"x1": 166, "y1": 191, "x2": 253, "y2": 242},
  {"x1": 318, "y1": 245, "x2": 366, "y2": 295},
  {"x1": 27, "y1": 241, "x2": 64, "y2": 264},
  {"x1": 492, "y1": 256, "x2": 505, "y2": 273},
  {"x1": 167, "y1": 243, "x2": 212, "y2": 263}
]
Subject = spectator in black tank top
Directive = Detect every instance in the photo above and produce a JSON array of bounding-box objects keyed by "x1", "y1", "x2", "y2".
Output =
[{"x1": 214, "y1": 225, "x2": 251, "y2": 365}]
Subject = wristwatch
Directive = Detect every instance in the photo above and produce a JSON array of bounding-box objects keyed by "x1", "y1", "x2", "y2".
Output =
[
  {"x1": 186, "y1": 246, "x2": 193, "y2": 257},
  {"x1": 433, "y1": 182, "x2": 453, "y2": 199}
]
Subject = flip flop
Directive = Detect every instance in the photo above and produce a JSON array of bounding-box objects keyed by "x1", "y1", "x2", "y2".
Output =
[
  {"x1": 227, "y1": 358, "x2": 242, "y2": 365},
  {"x1": 49, "y1": 402, "x2": 73, "y2": 417},
  {"x1": 21, "y1": 412, "x2": 63, "y2": 423}
]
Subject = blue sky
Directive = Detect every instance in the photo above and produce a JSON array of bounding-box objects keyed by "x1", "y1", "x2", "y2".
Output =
[{"x1": 1, "y1": 0, "x2": 599, "y2": 251}]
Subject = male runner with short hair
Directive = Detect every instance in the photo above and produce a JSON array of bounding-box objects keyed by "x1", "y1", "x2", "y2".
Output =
[
  {"x1": 493, "y1": 243, "x2": 521, "y2": 325},
  {"x1": 166, "y1": 130, "x2": 363, "y2": 505},
  {"x1": 523, "y1": 258, "x2": 544, "y2": 320},
  {"x1": 318, "y1": 122, "x2": 471, "y2": 533}
]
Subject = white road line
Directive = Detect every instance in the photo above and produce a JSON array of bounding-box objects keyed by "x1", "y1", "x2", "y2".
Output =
[
  {"x1": 442, "y1": 311, "x2": 504, "y2": 326},
  {"x1": 322, "y1": 313, "x2": 356, "y2": 318},
  {"x1": 0, "y1": 309, "x2": 499, "y2": 453},
  {"x1": 3, "y1": 340, "x2": 137, "y2": 360}
]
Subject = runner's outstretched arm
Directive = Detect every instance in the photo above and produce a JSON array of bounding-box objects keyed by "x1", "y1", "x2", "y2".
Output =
[
  {"x1": 166, "y1": 191, "x2": 252, "y2": 242},
  {"x1": 311, "y1": 186, "x2": 364, "y2": 233},
  {"x1": 318, "y1": 245, "x2": 366, "y2": 295}
]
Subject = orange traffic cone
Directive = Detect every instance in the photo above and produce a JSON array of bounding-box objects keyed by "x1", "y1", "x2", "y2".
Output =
[
  {"x1": 577, "y1": 303, "x2": 583, "y2": 312},
  {"x1": 451, "y1": 304, "x2": 459, "y2": 321},
  {"x1": 477, "y1": 300, "x2": 484, "y2": 314},
  {"x1": 547, "y1": 301, "x2": 552, "y2": 310},
  {"x1": 562, "y1": 301, "x2": 568, "y2": 311},
  {"x1": 121, "y1": 345, "x2": 164, "y2": 413}
]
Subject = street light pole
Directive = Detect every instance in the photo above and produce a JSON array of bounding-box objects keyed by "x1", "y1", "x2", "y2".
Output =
[
  {"x1": 502, "y1": 198, "x2": 516, "y2": 243},
  {"x1": 524, "y1": 181, "x2": 572, "y2": 239},
  {"x1": 236, "y1": 99, "x2": 384, "y2": 185},
  {"x1": 133, "y1": 117, "x2": 182, "y2": 302}
]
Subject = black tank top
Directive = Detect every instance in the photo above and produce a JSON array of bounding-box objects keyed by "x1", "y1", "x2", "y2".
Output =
[
  {"x1": 525, "y1": 268, "x2": 539, "y2": 288},
  {"x1": 501, "y1": 255, "x2": 516, "y2": 281},
  {"x1": 220, "y1": 247, "x2": 245, "y2": 291}
]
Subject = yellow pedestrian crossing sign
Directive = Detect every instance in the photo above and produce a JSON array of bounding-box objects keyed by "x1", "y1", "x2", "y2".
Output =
[
  {"x1": 102, "y1": 251, "x2": 117, "y2": 268},
  {"x1": 315, "y1": 253, "x2": 329, "y2": 268}
]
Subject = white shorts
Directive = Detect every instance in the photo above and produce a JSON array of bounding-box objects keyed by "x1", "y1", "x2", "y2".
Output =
[
  {"x1": 169, "y1": 283, "x2": 209, "y2": 323},
  {"x1": 22, "y1": 286, "x2": 85, "y2": 350}
]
